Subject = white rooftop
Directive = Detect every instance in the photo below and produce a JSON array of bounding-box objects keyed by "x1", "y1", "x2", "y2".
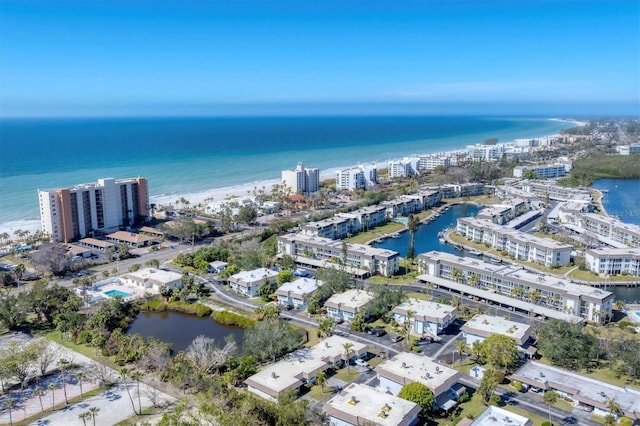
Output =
[
  {"x1": 323, "y1": 383, "x2": 420, "y2": 426},
  {"x1": 393, "y1": 298, "x2": 457, "y2": 323},
  {"x1": 276, "y1": 277, "x2": 323, "y2": 297},
  {"x1": 325, "y1": 289, "x2": 374, "y2": 311},
  {"x1": 471, "y1": 406, "x2": 532, "y2": 426},
  {"x1": 125, "y1": 268, "x2": 182, "y2": 284},
  {"x1": 375, "y1": 352, "x2": 460, "y2": 397},
  {"x1": 230, "y1": 268, "x2": 278, "y2": 283},
  {"x1": 462, "y1": 315, "x2": 531, "y2": 345}
]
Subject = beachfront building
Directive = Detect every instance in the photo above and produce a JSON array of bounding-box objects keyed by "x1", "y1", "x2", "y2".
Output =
[
  {"x1": 245, "y1": 336, "x2": 368, "y2": 401},
  {"x1": 465, "y1": 144, "x2": 505, "y2": 162},
  {"x1": 388, "y1": 157, "x2": 421, "y2": 178},
  {"x1": 418, "y1": 155, "x2": 452, "y2": 172},
  {"x1": 374, "y1": 352, "x2": 463, "y2": 411},
  {"x1": 38, "y1": 177, "x2": 149, "y2": 243},
  {"x1": 392, "y1": 299, "x2": 457, "y2": 336},
  {"x1": 459, "y1": 406, "x2": 532, "y2": 426},
  {"x1": 325, "y1": 289, "x2": 374, "y2": 323},
  {"x1": 417, "y1": 251, "x2": 614, "y2": 323},
  {"x1": 336, "y1": 165, "x2": 377, "y2": 191},
  {"x1": 585, "y1": 248, "x2": 640, "y2": 276},
  {"x1": 511, "y1": 361, "x2": 640, "y2": 420},
  {"x1": 277, "y1": 233, "x2": 400, "y2": 277},
  {"x1": 228, "y1": 268, "x2": 278, "y2": 297},
  {"x1": 512, "y1": 163, "x2": 569, "y2": 179},
  {"x1": 381, "y1": 190, "x2": 441, "y2": 219},
  {"x1": 323, "y1": 383, "x2": 421, "y2": 426},
  {"x1": 281, "y1": 162, "x2": 320, "y2": 194},
  {"x1": 276, "y1": 277, "x2": 323, "y2": 310},
  {"x1": 578, "y1": 213, "x2": 640, "y2": 248},
  {"x1": 456, "y1": 217, "x2": 572, "y2": 267},
  {"x1": 123, "y1": 268, "x2": 182, "y2": 292},
  {"x1": 461, "y1": 315, "x2": 536, "y2": 358}
]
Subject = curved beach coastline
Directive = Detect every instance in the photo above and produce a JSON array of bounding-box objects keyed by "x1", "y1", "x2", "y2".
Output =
[{"x1": 0, "y1": 117, "x2": 581, "y2": 238}]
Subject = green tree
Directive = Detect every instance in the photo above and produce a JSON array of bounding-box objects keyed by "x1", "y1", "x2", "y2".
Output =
[
  {"x1": 317, "y1": 318, "x2": 335, "y2": 338},
  {"x1": 343, "y1": 342, "x2": 354, "y2": 374},
  {"x1": 398, "y1": 382, "x2": 435, "y2": 413},
  {"x1": 542, "y1": 390, "x2": 559, "y2": 425},
  {"x1": 88, "y1": 406, "x2": 100, "y2": 426},
  {"x1": 276, "y1": 269, "x2": 294, "y2": 285},
  {"x1": 316, "y1": 371, "x2": 327, "y2": 392},
  {"x1": 244, "y1": 320, "x2": 303, "y2": 363},
  {"x1": 235, "y1": 205, "x2": 258, "y2": 225},
  {"x1": 368, "y1": 285, "x2": 405, "y2": 319},
  {"x1": 145, "y1": 258, "x2": 160, "y2": 269},
  {"x1": 538, "y1": 319, "x2": 599, "y2": 370},
  {"x1": 406, "y1": 214, "x2": 420, "y2": 261},
  {"x1": 481, "y1": 334, "x2": 520, "y2": 372},
  {"x1": 478, "y1": 367, "x2": 500, "y2": 405}
]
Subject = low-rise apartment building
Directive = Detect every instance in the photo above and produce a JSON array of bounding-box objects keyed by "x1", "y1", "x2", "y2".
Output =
[
  {"x1": 512, "y1": 163, "x2": 569, "y2": 179},
  {"x1": 123, "y1": 268, "x2": 182, "y2": 292},
  {"x1": 417, "y1": 251, "x2": 614, "y2": 323},
  {"x1": 586, "y1": 248, "x2": 640, "y2": 276},
  {"x1": 300, "y1": 205, "x2": 387, "y2": 240},
  {"x1": 323, "y1": 383, "x2": 421, "y2": 426},
  {"x1": 392, "y1": 299, "x2": 457, "y2": 336},
  {"x1": 228, "y1": 268, "x2": 278, "y2": 297},
  {"x1": 461, "y1": 314, "x2": 536, "y2": 358},
  {"x1": 276, "y1": 277, "x2": 323, "y2": 310},
  {"x1": 374, "y1": 352, "x2": 462, "y2": 411},
  {"x1": 461, "y1": 406, "x2": 532, "y2": 426},
  {"x1": 476, "y1": 198, "x2": 528, "y2": 225},
  {"x1": 457, "y1": 217, "x2": 572, "y2": 267},
  {"x1": 381, "y1": 191, "x2": 441, "y2": 218},
  {"x1": 325, "y1": 289, "x2": 374, "y2": 323},
  {"x1": 579, "y1": 213, "x2": 640, "y2": 248},
  {"x1": 277, "y1": 233, "x2": 400, "y2": 277},
  {"x1": 512, "y1": 361, "x2": 640, "y2": 419},
  {"x1": 245, "y1": 336, "x2": 368, "y2": 401}
]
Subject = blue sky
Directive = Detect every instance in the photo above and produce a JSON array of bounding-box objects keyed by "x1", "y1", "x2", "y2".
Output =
[{"x1": 1, "y1": 0, "x2": 639, "y2": 116}]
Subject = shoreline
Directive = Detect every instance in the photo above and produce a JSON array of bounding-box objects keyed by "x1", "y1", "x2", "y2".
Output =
[{"x1": 0, "y1": 118, "x2": 583, "y2": 239}]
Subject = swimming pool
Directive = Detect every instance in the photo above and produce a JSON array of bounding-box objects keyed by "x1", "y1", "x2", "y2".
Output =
[
  {"x1": 104, "y1": 289, "x2": 131, "y2": 298},
  {"x1": 635, "y1": 312, "x2": 640, "y2": 318}
]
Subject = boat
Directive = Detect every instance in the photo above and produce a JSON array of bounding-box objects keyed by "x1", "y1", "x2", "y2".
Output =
[
  {"x1": 391, "y1": 232, "x2": 400, "y2": 239},
  {"x1": 438, "y1": 238, "x2": 446, "y2": 244},
  {"x1": 468, "y1": 249, "x2": 482, "y2": 257}
]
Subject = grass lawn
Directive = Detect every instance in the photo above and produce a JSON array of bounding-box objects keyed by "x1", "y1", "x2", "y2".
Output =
[
  {"x1": 113, "y1": 407, "x2": 157, "y2": 426},
  {"x1": 368, "y1": 270, "x2": 418, "y2": 285},
  {"x1": 45, "y1": 331, "x2": 114, "y2": 365},
  {"x1": 452, "y1": 358, "x2": 476, "y2": 375},
  {"x1": 304, "y1": 383, "x2": 334, "y2": 402},
  {"x1": 405, "y1": 291, "x2": 432, "y2": 301},
  {"x1": 299, "y1": 324, "x2": 320, "y2": 347},
  {"x1": 333, "y1": 368, "x2": 360, "y2": 383},
  {"x1": 346, "y1": 222, "x2": 405, "y2": 245},
  {"x1": 568, "y1": 268, "x2": 636, "y2": 283}
]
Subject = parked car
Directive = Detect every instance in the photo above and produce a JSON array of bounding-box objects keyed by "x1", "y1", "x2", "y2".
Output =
[
  {"x1": 355, "y1": 359, "x2": 370, "y2": 368},
  {"x1": 390, "y1": 334, "x2": 403, "y2": 343}
]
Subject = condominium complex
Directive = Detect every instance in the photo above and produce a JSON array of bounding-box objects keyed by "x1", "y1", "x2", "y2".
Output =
[
  {"x1": 418, "y1": 154, "x2": 452, "y2": 171},
  {"x1": 281, "y1": 162, "x2": 320, "y2": 194},
  {"x1": 512, "y1": 163, "x2": 569, "y2": 179},
  {"x1": 277, "y1": 233, "x2": 400, "y2": 277},
  {"x1": 388, "y1": 157, "x2": 420, "y2": 178},
  {"x1": 417, "y1": 251, "x2": 614, "y2": 323},
  {"x1": 476, "y1": 198, "x2": 528, "y2": 225},
  {"x1": 335, "y1": 165, "x2": 377, "y2": 191},
  {"x1": 585, "y1": 248, "x2": 640, "y2": 276},
  {"x1": 392, "y1": 298, "x2": 457, "y2": 336},
  {"x1": 616, "y1": 145, "x2": 640, "y2": 155},
  {"x1": 465, "y1": 144, "x2": 505, "y2": 162},
  {"x1": 579, "y1": 213, "x2": 640, "y2": 248},
  {"x1": 38, "y1": 177, "x2": 149, "y2": 243},
  {"x1": 457, "y1": 217, "x2": 572, "y2": 267},
  {"x1": 325, "y1": 289, "x2": 374, "y2": 323},
  {"x1": 461, "y1": 314, "x2": 535, "y2": 358},
  {"x1": 301, "y1": 205, "x2": 388, "y2": 240},
  {"x1": 381, "y1": 190, "x2": 441, "y2": 218}
]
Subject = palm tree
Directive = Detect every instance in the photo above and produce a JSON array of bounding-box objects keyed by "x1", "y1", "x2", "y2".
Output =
[
  {"x1": 34, "y1": 386, "x2": 45, "y2": 412},
  {"x1": 48, "y1": 382, "x2": 58, "y2": 411},
  {"x1": 130, "y1": 369, "x2": 144, "y2": 415},
  {"x1": 120, "y1": 368, "x2": 140, "y2": 415},
  {"x1": 614, "y1": 300, "x2": 626, "y2": 311},
  {"x1": 316, "y1": 371, "x2": 327, "y2": 393},
  {"x1": 451, "y1": 268, "x2": 464, "y2": 283},
  {"x1": 79, "y1": 411, "x2": 91, "y2": 426},
  {"x1": 57, "y1": 358, "x2": 70, "y2": 404},
  {"x1": 455, "y1": 340, "x2": 468, "y2": 364},
  {"x1": 75, "y1": 371, "x2": 86, "y2": 396},
  {"x1": 88, "y1": 406, "x2": 100, "y2": 426},
  {"x1": 406, "y1": 214, "x2": 419, "y2": 261},
  {"x1": 468, "y1": 274, "x2": 479, "y2": 288},
  {"x1": 405, "y1": 309, "x2": 415, "y2": 347},
  {"x1": 606, "y1": 397, "x2": 621, "y2": 420},
  {"x1": 343, "y1": 343, "x2": 354, "y2": 374},
  {"x1": 542, "y1": 390, "x2": 559, "y2": 425},
  {"x1": 3, "y1": 396, "x2": 15, "y2": 426}
]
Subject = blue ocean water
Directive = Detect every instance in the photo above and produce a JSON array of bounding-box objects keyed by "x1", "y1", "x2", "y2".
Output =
[
  {"x1": 592, "y1": 179, "x2": 640, "y2": 225},
  {"x1": 0, "y1": 116, "x2": 570, "y2": 227}
]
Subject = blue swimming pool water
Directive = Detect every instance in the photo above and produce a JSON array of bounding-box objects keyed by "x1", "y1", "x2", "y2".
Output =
[
  {"x1": 105, "y1": 289, "x2": 131, "y2": 298},
  {"x1": 635, "y1": 312, "x2": 640, "y2": 318}
]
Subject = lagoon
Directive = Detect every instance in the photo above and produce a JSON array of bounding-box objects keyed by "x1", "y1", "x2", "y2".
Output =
[
  {"x1": 373, "y1": 203, "x2": 481, "y2": 257},
  {"x1": 593, "y1": 179, "x2": 640, "y2": 225},
  {"x1": 126, "y1": 310, "x2": 245, "y2": 353}
]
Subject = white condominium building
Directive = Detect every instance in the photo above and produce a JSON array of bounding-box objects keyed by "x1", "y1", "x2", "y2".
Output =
[
  {"x1": 418, "y1": 155, "x2": 452, "y2": 172},
  {"x1": 281, "y1": 162, "x2": 320, "y2": 194},
  {"x1": 417, "y1": 250, "x2": 614, "y2": 323},
  {"x1": 300, "y1": 205, "x2": 387, "y2": 240},
  {"x1": 616, "y1": 145, "x2": 640, "y2": 155},
  {"x1": 277, "y1": 233, "x2": 400, "y2": 277},
  {"x1": 388, "y1": 157, "x2": 420, "y2": 178},
  {"x1": 38, "y1": 177, "x2": 149, "y2": 243},
  {"x1": 457, "y1": 217, "x2": 572, "y2": 267},
  {"x1": 513, "y1": 163, "x2": 570, "y2": 179},
  {"x1": 465, "y1": 144, "x2": 505, "y2": 162},
  {"x1": 586, "y1": 248, "x2": 640, "y2": 276},
  {"x1": 579, "y1": 213, "x2": 640, "y2": 248},
  {"x1": 336, "y1": 164, "x2": 377, "y2": 191}
]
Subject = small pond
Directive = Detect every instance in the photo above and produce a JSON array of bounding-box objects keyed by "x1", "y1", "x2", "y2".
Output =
[{"x1": 126, "y1": 310, "x2": 246, "y2": 353}]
